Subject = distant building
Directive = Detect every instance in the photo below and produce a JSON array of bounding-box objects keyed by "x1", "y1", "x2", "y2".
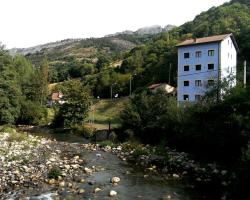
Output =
[
  {"x1": 148, "y1": 83, "x2": 176, "y2": 96},
  {"x1": 176, "y1": 33, "x2": 238, "y2": 104},
  {"x1": 51, "y1": 92, "x2": 65, "y2": 105}
]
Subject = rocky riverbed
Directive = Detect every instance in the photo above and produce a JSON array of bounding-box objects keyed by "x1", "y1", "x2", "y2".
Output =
[{"x1": 0, "y1": 130, "x2": 199, "y2": 200}]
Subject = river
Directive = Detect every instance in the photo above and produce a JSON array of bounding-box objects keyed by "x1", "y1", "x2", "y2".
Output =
[{"x1": 30, "y1": 130, "x2": 200, "y2": 200}]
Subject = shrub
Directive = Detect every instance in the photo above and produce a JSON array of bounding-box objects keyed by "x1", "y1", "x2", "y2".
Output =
[
  {"x1": 98, "y1": 140, "x2": 115, "y2": 148},
  {"x1": 132, "y1": 147, "x2": 149, "y2": 158},
  {"x1": 1, "y1": 126, "x2": 16, "y2": 134},
  {"x1": 70, "y1": 124, "x2": 96, "y2": 138},
  {"x1": 48, "y1": 167, "x2": 62, "y2": 179},
  {"x1": 6, "y1": 132, "x2": 27, "y2": 142}
]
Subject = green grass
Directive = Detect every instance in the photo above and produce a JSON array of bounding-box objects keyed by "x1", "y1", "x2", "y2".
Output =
[
  {"x1": 86, "y1": 97, "x2": 128, "y2": 130},
  {"x1": 47, "y1": 108, "x2": 55, "y2": 124}
]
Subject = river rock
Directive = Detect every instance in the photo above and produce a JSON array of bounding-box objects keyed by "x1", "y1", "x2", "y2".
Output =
[
  {"x1": 48, "y1": 179, "x2": 56, "y2": 184},
  {"x1": 74, "y1": 155, "x2": 80, "y2": 160},
  {"x1": 116, "y1": 146, "x2": 122, "y2": 151},
  {"x1": 80, "y1": 178, "x2": 85, "y2": 183},
  {"x1": 59, "y1": 181, "x2": 65, "y2": 187},
  {"x1": 94, "y1": 187, "x2": 102, "y2": 193},
  {"x1": 111, "y1": 177, "x2": 120, "y2": 184},
  {"x1": 79, "y1": 189, "x2": 85, "y2": 194},
  {"x1": 163, "y1": 195, "x2": 172, "y2": 199},
  {"x1": 49, "y1": 157, "x2": 56, "y2": 162},
  {"x1": 96, "y1": 153, "x2": 102, "y2": 158},
  {"x1": 68, "y1": 182, "x2": 73, "y2": 188},
  {"x1": 172, "y1": 174, "x2": 180, "y2": 178},
  {"x1": 71, "y1": 164, "x2": 79, "y2": 169},
  {"x1": 109, "y1": 190, "x2": 117, "y2": 197},
  {"x1": 64, "y1": 165, "x2": 70, "y2": 170},
  {"x1": 84, "y1": 167, "x2": 92, "y2": 173}
]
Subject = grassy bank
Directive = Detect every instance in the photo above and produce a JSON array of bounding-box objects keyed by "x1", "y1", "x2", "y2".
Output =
[{"x1": 86, "y1": 97, "x2": 128, "y2": 130}]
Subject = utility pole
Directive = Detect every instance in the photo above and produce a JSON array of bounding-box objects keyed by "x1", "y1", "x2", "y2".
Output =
[
  {"x1": 111, "y1": 85, "x2": 113, "y2": 100},
  {"x1": 129, "y1": 75, "x2": 132, "y2": 96},
  {"x1": 129, "y1": 74, "x2": 136, "y2": 97},
  {"x1": 244, "y1": 60, "x2": 247, "y2": 88},
  {"x1": 169, "y1": 63, "x2": 172, "y2": 84}
]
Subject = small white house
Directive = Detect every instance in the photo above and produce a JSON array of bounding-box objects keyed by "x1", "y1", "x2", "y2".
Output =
[{"x1": 176, "y1": 33, "x2": 239, "y2": 104}]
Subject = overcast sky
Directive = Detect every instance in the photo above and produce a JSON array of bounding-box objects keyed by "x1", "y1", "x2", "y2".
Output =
[{"x1": 0, "y1": 0, "x2": 230, "y2": 49}]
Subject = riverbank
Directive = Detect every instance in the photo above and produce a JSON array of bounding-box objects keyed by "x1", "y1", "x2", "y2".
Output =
[
  {"x1": 98, "y1": 141, "x2": 234, "y2": 199},
  {"x1": 0, "y1": 128, "x2": 198, "y2": 199}
]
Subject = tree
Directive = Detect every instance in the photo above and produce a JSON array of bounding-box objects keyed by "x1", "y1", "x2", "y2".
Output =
[
  {"x1": 54, "y1": 80, "x2": 90, "y2": 127},
  {"x1": 0, "y1": 51, "x2": 22, "y2": 124}
]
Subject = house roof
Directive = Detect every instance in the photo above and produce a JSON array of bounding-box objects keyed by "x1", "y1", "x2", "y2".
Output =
[
  {"x1": 148, "y1": 83, "x2": 162, "y2": 90},
  {"x1": 51, "y1": 92, "x2": 63, "y2": 101},
  {"x1": 176, "y1": 33, "x2": 239, "y2": 52},
  {"x1": 148, "y1": 83, "x2": 176, "y2": 94}
]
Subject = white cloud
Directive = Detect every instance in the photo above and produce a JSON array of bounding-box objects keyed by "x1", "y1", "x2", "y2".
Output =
[{"x1": 0, "y1": 0, "x2": 229, "y2": 48}]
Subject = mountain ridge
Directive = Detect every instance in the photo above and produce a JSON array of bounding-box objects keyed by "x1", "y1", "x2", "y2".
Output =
[{"x1": 8, "y1": 24, "x2": 176, "y2": 56}]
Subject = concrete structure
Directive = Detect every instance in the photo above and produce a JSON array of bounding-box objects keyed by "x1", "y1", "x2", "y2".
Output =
[{"x1": 176, "y1": 33, "x2": 238, "y2": 103}]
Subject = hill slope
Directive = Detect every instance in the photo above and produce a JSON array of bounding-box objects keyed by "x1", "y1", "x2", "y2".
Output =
[{"x1": 120, "y1": 0, "x2": 250, "y2": 90}]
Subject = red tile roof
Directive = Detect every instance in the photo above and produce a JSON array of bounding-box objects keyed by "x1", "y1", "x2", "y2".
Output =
[
  {"x1": 51, "y1": 92, "x2": 63, "y2": 101},
  {"x1": 148, "y1": 83, "x2": 162, "y2": 90},
  {"x1": 176, "y1": 33, "x2": 239, "y2": 51}
]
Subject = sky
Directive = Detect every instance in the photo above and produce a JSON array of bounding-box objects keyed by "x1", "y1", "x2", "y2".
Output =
[{"x1": 0, "y1": 0, "x2": 230, "y2": 49}]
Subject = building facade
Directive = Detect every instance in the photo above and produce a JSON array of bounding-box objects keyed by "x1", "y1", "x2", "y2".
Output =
[{"x1": 176, "y1": 34, "x2": 238, "y2": 103}]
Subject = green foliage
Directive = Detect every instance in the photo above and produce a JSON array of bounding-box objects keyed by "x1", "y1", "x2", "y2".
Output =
[
  {"x1": 6, "y1": 132, "x2": 28, "y2": 143},
  {"x1": 70, "y1": 124, "x2": 96, "y2": 138},
  {"x1": 48, "y1": 167, "x2": 62, "y2": 179},
  {"x1": 53, "y1": 80, "x2": 90, "y2": 128},
  {"x1": 121, "y1": 90, "x2": 182, "y2": 144},
  {"x1": 132, "y1": 146, "x2": 149, "y2": 158},
  {"x1": 0, "y1": 49, "x2": 48, "y2": 125},
  {"x1": 121, "y1": 84, "x2": 250, "y2": 163},
  {"x1": 1, "y1": 126, "x2": 16, "y2": 134},
  {"x1": 19, "y1": 100, "x2": 48, "y2": 125},
  {"x1": 98, "y1": 140, "x2": 115, "y2": 148},
  {"x1": 0, "y1": 51, "x2": 22, "y2": 124}
]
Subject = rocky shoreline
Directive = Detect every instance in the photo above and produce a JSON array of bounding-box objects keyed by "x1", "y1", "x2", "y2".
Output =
[
  {"x1": 0, "y1": 131, "x2": 121, "y2": 199},
  {"x1": 0, "y1": 129, "x2": 233, "y2": 199}
]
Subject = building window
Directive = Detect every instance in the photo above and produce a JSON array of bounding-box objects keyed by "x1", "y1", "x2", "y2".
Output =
[
  {"x1": 184, "y1": 65, "x2": 189, "y2": 71},
  {"x1": 208, "y1": 63, "x2": 214, "y2": 70},
  {"x1": 195, "y1": 80, "x2": 202, "y2": 87},
  {"x1": 208, "y1": 80, "x2": 215, "y2": 87},
  {"x1": 195, "y1": 51, "x2": 202, "y2": 58},
  {"x1": 184, "y1": 81, "x2": 189, "y2": 86},
  {"x1": 195, "y1": 95, "x2": 202, "y2": 101},
  {"x1": 184, "y1": 52, "x2": 190, "y2": 59},
  {"x1": 183, "y1": 94, "x2": 189, "y2": 101},
  {"x1": 208, "y1": 50, "x2": 214, "y2": 56},
  {"x1": 196, "y1": 64, "x2": 201, "y2": 71}
]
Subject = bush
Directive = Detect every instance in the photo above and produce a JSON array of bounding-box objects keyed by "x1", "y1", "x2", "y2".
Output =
[
  {"x1": 6, "y1": 132, "x2": 27, "y2": 142},
  {"x1": 98, "y1": 140, "x2": 115, "y2": 148},
  {"x1": 132, "y1": 147, "x2": 149, "y2": 158},
  {"x1": 70, "y1": 124, "x2": 96, "y2": 138},
  {"x1": 1, "y1": 126, "x2": 16, "y2": 133},
  {"x1": 120, "y1": 90, "x2": 183, "y2": 144},
  {"x1": 19, "y1": 100, "x2": 47, "y2": 125},
  {"x1": 48, "y1": 167, "x2": 62, "y2": 179}
]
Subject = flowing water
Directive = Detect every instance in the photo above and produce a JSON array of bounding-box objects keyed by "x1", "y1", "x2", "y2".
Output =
[{"x1": 30, "y1": 130, "x2": 200, "y2": 200}]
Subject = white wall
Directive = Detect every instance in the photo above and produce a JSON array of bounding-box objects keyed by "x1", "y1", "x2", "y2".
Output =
[{"x1": 220, "y1": 36, "x2": 237, "y2": 87}]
